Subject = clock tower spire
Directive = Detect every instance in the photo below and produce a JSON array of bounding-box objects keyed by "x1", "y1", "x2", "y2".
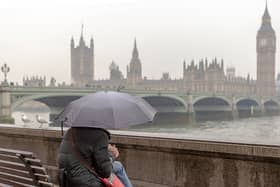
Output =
[{"x1": 256, "y1": 1, "x2": 276, "y2": 96}]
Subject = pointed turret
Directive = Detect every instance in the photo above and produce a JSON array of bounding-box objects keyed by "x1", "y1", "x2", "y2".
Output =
[
  {"x1": 191, "y1": 59, "x2": 194, "y2": 67},
  {"x1": 205, "y1": 58, "x2": 208, "y2": 70},
  {"x1": 263, "y1": 0, "x2": 271, "y2": 22},
  {"x1": 199, "y1": 59, "x2": 204, "y2": 72},
  {"x1": 109, "y1": 60, "x2": 117, "y2": 70},
  {"x1": 90, "y1": 36, "x2": 94, "y2": 48},
  {"x1": 127, "y1": 38, "x2": 142, "y2": 85},
  {"x1": 258, "y1": 0, "x2": 275, "y2": 34},
  {"x1": 132, "y1": 38, "x2": 139, "y2": 59},
  {"x1": 79, "y1": 24, "x2": 85, "y2": 45},
  {"x1": 71, "y1": 36, "x2": 75, "y2": 48}
]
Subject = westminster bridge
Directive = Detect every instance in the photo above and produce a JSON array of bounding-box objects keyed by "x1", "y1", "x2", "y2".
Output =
[{"x1": 0, "y1": 85, "x2": 280, "y2": 123}]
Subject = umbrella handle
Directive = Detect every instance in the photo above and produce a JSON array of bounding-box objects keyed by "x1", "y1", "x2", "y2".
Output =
[{"x1": 61, "y1": 120, "x2": 64, "y2": 136}]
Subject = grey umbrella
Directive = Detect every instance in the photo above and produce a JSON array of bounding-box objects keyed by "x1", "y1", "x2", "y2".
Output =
[{"x1": 57, "y1": 91, "x2": 157, "y2": 129}]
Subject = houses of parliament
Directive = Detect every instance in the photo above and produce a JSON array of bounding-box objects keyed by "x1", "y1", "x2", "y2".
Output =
[{"x1": 70, "y1": 3, "x2": 277, "y2": 96}]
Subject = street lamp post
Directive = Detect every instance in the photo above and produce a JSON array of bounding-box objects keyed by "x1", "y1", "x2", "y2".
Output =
[
  {"x1": 0, "y1": 63, "x2": 14, "y2": 124},
  {"x1": 1, "y1": 64, "x2": 10, "y2": 86}
]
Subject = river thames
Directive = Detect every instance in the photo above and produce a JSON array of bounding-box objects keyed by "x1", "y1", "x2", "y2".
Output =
[{"x1": 12, "y1": 109, "x2": 280, "y2": 146}]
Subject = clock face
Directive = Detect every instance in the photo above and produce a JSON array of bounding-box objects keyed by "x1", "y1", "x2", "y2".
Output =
[{"x1": 260, "y1": 39, "x2": 267, "y2": 47}]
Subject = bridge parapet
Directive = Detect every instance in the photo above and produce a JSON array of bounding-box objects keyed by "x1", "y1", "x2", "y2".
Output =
[{"x1": 1, "y1": 86, "x2": 279, "y2": 122}]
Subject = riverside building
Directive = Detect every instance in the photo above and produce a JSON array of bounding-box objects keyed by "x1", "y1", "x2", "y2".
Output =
[{"x1": 82, "y1": 4, "x2": 277, "y2": 96}]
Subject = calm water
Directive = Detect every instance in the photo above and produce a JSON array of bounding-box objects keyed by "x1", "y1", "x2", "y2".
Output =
[
  {"x1": 12, "y1": 110, "x2": 280, "y2": 146},
  {"x1": 134, "y1": 116, "x2": 280, "y2": 146}
]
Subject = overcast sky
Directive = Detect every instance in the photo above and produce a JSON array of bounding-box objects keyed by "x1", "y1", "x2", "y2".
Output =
[{"x1": 0, "y1": 0, "x2": 279, "y2": 84}]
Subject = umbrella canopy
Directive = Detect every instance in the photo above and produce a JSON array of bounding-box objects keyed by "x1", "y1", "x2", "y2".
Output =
[{"x1": 57, "y1": 91, "x2": 157, "y2": 129}]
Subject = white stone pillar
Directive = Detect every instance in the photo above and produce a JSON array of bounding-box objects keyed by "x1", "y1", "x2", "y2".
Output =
[
  {"x1": 231, "y1": 95, "x2": 238, "y2": 119},
  {"x1": 260, "y1": 97, "x2": 265, "y2": 115},
  {"x1": 187, "y1": 94, "x2": 194, "y2": 113},
  {"x1": 0, "y1": 85, "x2": 14, "y2": 124}
]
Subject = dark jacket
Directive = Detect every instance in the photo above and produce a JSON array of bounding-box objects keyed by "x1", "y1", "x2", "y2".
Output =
[{"x1": 58, "y1": 127, "x2": 112, "y2": 187}]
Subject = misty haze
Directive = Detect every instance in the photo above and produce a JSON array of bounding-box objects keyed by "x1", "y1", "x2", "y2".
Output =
[{"x1": 0, "y1": 0, "x2": 280, "y2": 187}]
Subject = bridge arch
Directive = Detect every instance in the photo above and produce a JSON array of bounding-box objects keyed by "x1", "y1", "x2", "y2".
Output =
[
  {"x1": 235, "y1": 97, "x2": 260, "y2": 106},
  {"x1": 141, "y1": 95, "x2": 187, "y2": 113},
  {"x1": 236, "y1": 98, "x2": 259, "y2": 108},
  {"x1": 11, "y1": 93, "x2": 85, "y2": 111},
  {"x1": 236, "y1": 98, "x2": 259, "y2": 118},
  {"x1": 264, "y1": 99, "x2": 280, "y2": 115},
  {"x1": 193, "y1": 96, "x2": 231, "y2": 106},
  {"x1": 264, "y1": 99, "x2": 279, "y2": 106},
  {"x1": 13, "y1": 100, "x2": 51, "y2": 112},
  {"x1": 193, "y1": 96, "x2": 232, "y2": 121}
]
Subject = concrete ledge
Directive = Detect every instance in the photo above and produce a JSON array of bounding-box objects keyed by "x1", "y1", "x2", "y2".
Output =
[
  {"x1": 111, "y1": 132, "x2": 280, "y2": 159},
  {"x1": 0, "y1": 125, "x2": 280, "y2": 187},
  {"x1": 0, "y1": 125, "x2": 279, "y2": 159}
]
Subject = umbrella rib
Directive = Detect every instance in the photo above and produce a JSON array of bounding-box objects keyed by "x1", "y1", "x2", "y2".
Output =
[
  {"x1": 126, "y1": 96, "x2": 156, "y2": 119},
  {"x1": 109, "y1": 95, "x2": 116, "y2": 128},
  {"x1": 133, "y1": 102, "x2": 153, "y2": 121}
]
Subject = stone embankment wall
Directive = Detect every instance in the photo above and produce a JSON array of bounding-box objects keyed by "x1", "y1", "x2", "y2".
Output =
[{"x1": 0, "y1": 125, "x2": 280, "y2": 187}]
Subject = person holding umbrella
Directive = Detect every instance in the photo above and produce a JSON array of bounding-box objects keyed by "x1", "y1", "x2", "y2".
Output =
[{"x1": 57, "y1": 91, "x2": 156, "y2": 187}]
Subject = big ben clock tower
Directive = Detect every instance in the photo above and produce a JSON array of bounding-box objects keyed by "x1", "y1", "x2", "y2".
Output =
[{"x1": 256, "y1": 2, "x2": 276, "y2": 96}]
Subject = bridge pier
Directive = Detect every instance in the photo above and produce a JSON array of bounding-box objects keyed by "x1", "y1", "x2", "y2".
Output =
[
  {"x1": 186, "y1": 93, "x2": 195, "y2": 123},
  {"x1": 0, "y1": 85, "x2": 14, "y2": 124},
  {"x1": 260, "y1": 97, "x2": 266, "y2": 116},
  {"x1": 187, "y1": 93, "x2": 194, "y2": 113},
  {"x1": 231, "y1": 95, "x2": 239, "y2": 120}
]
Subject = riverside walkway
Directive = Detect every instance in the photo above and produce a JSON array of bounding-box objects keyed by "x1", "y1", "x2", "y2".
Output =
[{"x1": 0, "y1": 124, "x2": 280, "y2": 187}]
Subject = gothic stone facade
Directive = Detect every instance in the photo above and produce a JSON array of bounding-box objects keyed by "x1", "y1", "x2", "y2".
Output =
[
  {"x1": 91, "y1": 4, "x2": 276, "y2": 96},
  {"x1": 23, "y1": 76, "x2": 46, "y2": 87},
  {"x1": 71, "y1": 30, "x2": 94, "y2": 86},
  {"x1": 183, "y1": 59, "x2": 255, "y2": 95}
]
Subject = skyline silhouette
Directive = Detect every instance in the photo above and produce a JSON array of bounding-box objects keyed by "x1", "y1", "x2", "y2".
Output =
[{"x1": 0, "y1": 0, "x2": 279, "y2": 84}]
